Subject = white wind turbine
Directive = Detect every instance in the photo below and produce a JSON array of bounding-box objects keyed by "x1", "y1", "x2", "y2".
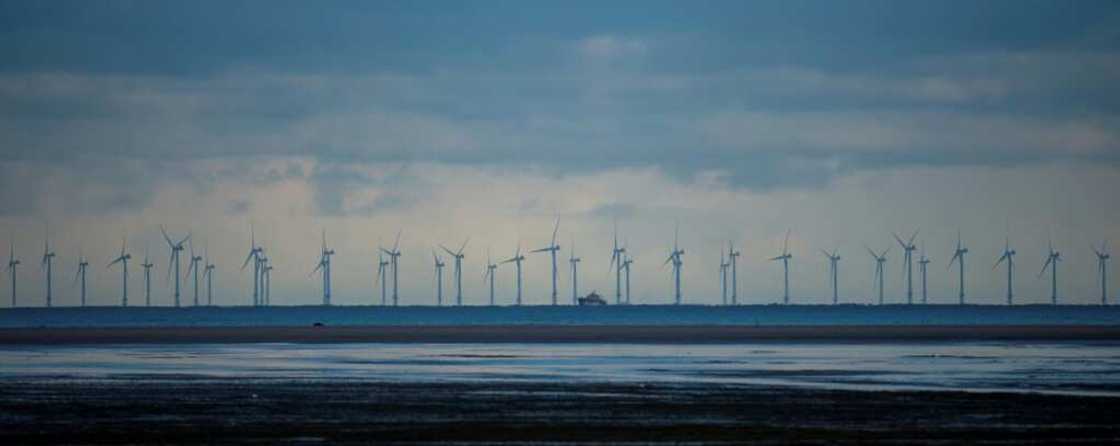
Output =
[
  {"x1": 381, "y1": 231, "x2": 402, "y2": 306},
  {"x1": 240, "y1": 227, "x2": 264, "y2": 307},
  {"x1": 141, "y1": 246, "x2": 154, "y2": 307},
  {"x1": 186, "y1": 239, "x2": 203, "y2": 306},
  {"x1": 821, "y1": 249, "x2": 840, "y2": 305},
  {"x1": 531, "y1": 218, "x2": 561, "y2": 305},
  {"x1": 994, "y1": 238, "x2": 1016, "y2": 305},
  {"x1": 484, "y1": 249, "x2": 498, "y2": 306},
  {"x1": 376, "y1": 252, "x2": 389, "y2": 306},
  {"x1": 74, "y1": 252, "x2": 89, "y2": 307},
  {"x1": 569, "y1": 237, "x2": 581, "y2": 304},
  {"x1": 1039, "y1": 239, "x2": 1061, "y2": 305},
  {"x1": 867, "y1": 245, "x2": 889, "y2": 305},
  {"x1": 502, "y1": 243, "x2": 526, "y2": 305},
  {"x1": 769, "y1": 230, "x2": 792, "y2": 304},
  {"x1": 7, "y1": 239, "x2": 19, "y2": 307},
  {"x1": 663, "y1": 226, "x2": 684, "y2": 305},
  {"x1": 161, "y1": 225, "x2": 190, "y2": 307},
  {"x1": 433, "y1": 250, "x2": 445, "y2": 306},
  {"x1": 108, "y1": 236, "x2": 131, "y2": 307},
  {"x1": 41, "y1": 235, "x2": 55, "y2": 308},
  {"x1": 609, "y1": 222, "x2": 627, "y2": 305},
  {"x1": 440, "y1": 238, "x2": 469, "y2": 306},
  {"x1": 1093, "y1": 241, "x2": 1110, "y2": 305},
  {"x1": 728, "y1": 241, "x2": 740, "y2": 305},
  {"x1": 893, "y1": 230, "x2": 919, "y2": 304},
  {"x1": 947, "y1": 231, "x2": 968, "y2": 305}
]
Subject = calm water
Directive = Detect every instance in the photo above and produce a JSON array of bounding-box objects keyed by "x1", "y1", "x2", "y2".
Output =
[
  {"x1": 2, "y1": 341, "x2": 1118, "y2": 397},
  {"x1": 3, "y1": 305, "x2": 1120, "y2": 328}
]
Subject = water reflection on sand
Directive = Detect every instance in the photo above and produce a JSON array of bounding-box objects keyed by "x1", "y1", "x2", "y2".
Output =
[{"x1": 2, "y1": 341, "x2": 1118, "y2": 396}]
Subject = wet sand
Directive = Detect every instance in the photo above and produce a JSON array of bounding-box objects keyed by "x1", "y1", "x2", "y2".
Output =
[
  {"x1": 1, "y1": 379, "x2": 1117, "y2": 444},
  {"x1": 2, "y1": 324, "x2": 1119, "y2": 344}
]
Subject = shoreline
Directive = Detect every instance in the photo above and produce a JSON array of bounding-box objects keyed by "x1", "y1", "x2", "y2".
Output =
[{"x1": 2, "y1": 324, "x2": 1119, "y2": 344}]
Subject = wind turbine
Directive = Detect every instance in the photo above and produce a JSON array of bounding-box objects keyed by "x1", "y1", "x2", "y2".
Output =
[
  {"x1": 622, "y1": 253, "x2": 634, "y2": 304},
  {"x1": 433, "y1": 250, "x2": 445, "y2": 306},
  {"x1": 728, "y1": 241, "x2": 740, "y2": 305},
  {"x1": 186, "y1": 240, "x2": 203, "y2": 306},
  {"x1": 867, "y1": 245, "x2": 889, "y2": 305},
  {"x1": 484, "y1": 249, "x2": 498, "y2": 306},
  {"x1": 769, "y1": 230, "x2": 793, "y2": 304},
  {"x1": 261, "y1": 262, "x2": 273, "y2": 306},
  {"x1": 918, "y1": 243, "x2": 930, "y2": 304},
  {"x1": 41, "y1": 236, "x2": 55, "y2": 307},
  {"x1": 719, "y1": 252, "x2": 729, "y2": 305},
  {"x1": 947, "y1": 231, "x2": 968, "y2": 305},
  {"x1": 1093, "y1": 242, "x2": 1110, "y2": 305},
  {"x1": 381, "y1": 231, "x2": 402, "y2": 306},
  {"x1": 609, "y1": 222, "x2": 627, "y2": 305},
  {"x1": 893, "y1": 230, "x2": 919, "y2": 304},
  {"x1": 440, "y1": 238, "x2": 468, "y2": 306},
  {"x1": 532, "y1": 218, "x2": 561, "y2": 305},
  {"x1": 994, "y1": 238, "x2": 1016, "y2": 305},
  {"x1": 74, "y1": 253, "x2": 89, "y2": 307},
  {"x1": 821, "y1": 249, "x2": 840, "y2": 304},
  {"x1": 376, "y1": 252, "x2": 389, "y2": 306},
  {"x1": 161, "y1": 226, "x2": 190, "y2": 307},
  {"x1": 569, "y1": 237, "x2": 581, "y2": 305},
  {"x1": 501, "y1": 243, "x2": 525, "y2": 305},
  {"x1": 1039, "y1": 240, "x2": 1061, "y2": 305},
  {"x1": 7, "y1": 241, "x2": 20, "y2": 307},
  {"x1": 141, "y1": 246, "x2": 154, "y2": 307},
  {"x1": 663, "y1": 226, "x2": 684, "y2": 305},
  {"x1": 203, "y1": 246, "x2": 215, "y2": 306},
  {"x1": 108, "y1": 237, "x2": 131, "y2": 307},
  {"x1": 312, "y1": 229, "x2": 334, "y2": 306},
  {"x1": 240, "y1": 227, "x2": 264, "y2": 306}
]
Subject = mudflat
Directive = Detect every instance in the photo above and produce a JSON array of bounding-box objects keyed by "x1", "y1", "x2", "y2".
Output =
[
  {"x1": 1, "y1": 324, "x2": 1119, "y2": 344},
  {"x1": 1, "y1": 379, "x2": 1117, "y2": 444}
]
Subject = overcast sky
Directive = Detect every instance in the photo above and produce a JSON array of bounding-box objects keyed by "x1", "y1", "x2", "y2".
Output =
[{"x1": 1, "y1": 0, "x2": 1118, "y2": 307}]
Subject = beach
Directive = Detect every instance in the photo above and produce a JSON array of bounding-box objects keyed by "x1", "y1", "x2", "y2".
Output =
[{"x1": 2, "y1": 379, "x2": 1118, "y2": 444}]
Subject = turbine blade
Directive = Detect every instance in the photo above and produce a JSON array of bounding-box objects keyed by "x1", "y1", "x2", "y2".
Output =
[
  {"x1": 457, "y1": 237, "x2": 470, "y2": 255},
  {"x1": 393, "y1": 230, "x2": 401, "y2": 252},
  {"x1": 908, "y1": 229, "x2": 919, "y2": 245},
  {"x1": 161, "y1": 225, "x2": 173, "y2": 246},
  {"x1": 893, "y1": 232, "x2": 906, "y2": 248},
  {"x1": 551, "y1": 218, "x2": 559, "y2": 246}
]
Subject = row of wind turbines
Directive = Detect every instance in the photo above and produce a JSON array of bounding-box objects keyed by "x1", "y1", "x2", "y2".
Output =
[{"x1": 2, "y1": 222, "x2": 1114, "y2": 307}]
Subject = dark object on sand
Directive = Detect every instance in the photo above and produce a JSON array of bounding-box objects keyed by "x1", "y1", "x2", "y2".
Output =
[
  {"x1": 313, "y1": 322, "x2": 325, "y2": 327},
  {"x1": 578, "y1": 292, "x2": 606, "y2": 306}
]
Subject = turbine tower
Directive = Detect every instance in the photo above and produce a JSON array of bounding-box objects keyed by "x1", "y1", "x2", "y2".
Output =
[
  {"x1": 947, "y1": 231, "x2": 968, "y2": 305},
  {"x1": 728, "y1": 241, "x2": 740, "y2": 305},
  {"x1": 609, "y1": 223, "x2": 626, "y2": 305},
  {"x1": 893, "y1": 230, "x2": 919, "y2": 304},
  {"x1": 821, "y1": 249, "x2": 840, "y2": 304},
  {"x1": 108, "y1": 237, "x2": 131, "y2": 307},
  {"x1": 569, "y1": 237, "x2": 581, "y2": 304},
  {"x1": 141, "y1": 247, "x2": 154, "y2": 307},
  {"x1": 186, "y1": 240, "x2": 202, "y2": 306},
  {"x1": 867, "y1": 245, "x2": 889, "y2": 305},
  {"x1": 41, "y1": 236, "x2": 55, "y2": 307},
  {"x1": 1093, "y1": 242, "x2": 1110, "y2": 305},
  {"x1": 261, "y1": 262, "x2": 273, "y2": 306},
  {"x1": 918, "y1": 243, "x2": 930, "y2": 304},
  {"x1": 376, "y1": 252, "x2": 389, "y2": 306},
  {"x1": 769, "y1": 230, "x2": 793, "y2": 304},
  {"x1": 203, "y1": 247, "x2": 215, "y2": 306},
  {"x1": 440, "y1": 238, "x2": 468, "y2": 306},
  {"x1": 75, "y1": 254, "x2": 89, "y2": 307},
  {"x1": 240, "y1": 228, "x2": 264, "y2": 306},
  {"x1": 532, "y1": 218, "x2": 561, "y2": 305},
  {"x1": 7, "y1": 241, "x2": 19, "y2": 307},
  {"x1": 663, "y1": 226, "x2": 684, "y2": 305},
  {"x1": 622, "y1": 253, "x2": 634, "y2": 304},
  {"x1": 1039, "y1": 240, "x2": 1061, "y2": 305},
  {"x1": 484, "y1": 250, "x2": 498, "y2": 306},
  {"x1": 312, "y1": 230, "x2": 334, "y2": 306},
  {"x1": 433, "y1": 250, "x2": 445, "y2": 306},
  {"x1": 719, "y1": 252, "x2": 729, "y2": 305},
  {"x1": 994, "y1": 238, "x2": 1016, "y2": 305},
  {"x1": 161, "y1": 226, "x2": 190, "y2": 307},
  {"x1": 501, "y1": 244, "x2": 525, "y2": 305},
  {"x1": 381, "y1": 231, "x2": 402, "y2": 306}
]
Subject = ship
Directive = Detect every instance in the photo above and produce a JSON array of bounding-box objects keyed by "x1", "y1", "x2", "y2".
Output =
[{"x1": 577, "y1": 291, "x2": 607, "y2": 306}]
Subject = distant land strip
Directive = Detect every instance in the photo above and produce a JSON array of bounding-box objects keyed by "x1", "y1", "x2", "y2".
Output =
[{"x1": 2, "y1": 325, "x2": 1120, "y2": 344}]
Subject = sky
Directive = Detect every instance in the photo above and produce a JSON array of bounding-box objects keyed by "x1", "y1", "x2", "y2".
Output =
[{"x1": 1, "y1": 0, "x2": 1118, "y2": 307}]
